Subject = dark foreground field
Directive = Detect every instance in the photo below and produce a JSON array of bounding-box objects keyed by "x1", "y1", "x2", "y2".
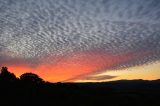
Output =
[
  {"x1": 1, "y1": 79, "x2": 160, "y2": 106},
  {"x1": 0, "y1": 67, "x2": 160, "y2": 106}
]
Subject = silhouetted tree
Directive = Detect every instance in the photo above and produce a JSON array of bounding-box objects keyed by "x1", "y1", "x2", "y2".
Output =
[
  {"x1": 0, "y1": 67, "x2": 17, "y2": 82},
  {"x1": 20, "y1": 73, "x2": 44, "y2": 84}
]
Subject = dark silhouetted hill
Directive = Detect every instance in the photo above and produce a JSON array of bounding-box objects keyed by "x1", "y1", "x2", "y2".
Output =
[{"x1": 0, "y1": 67, "x2": 160, "y2": 106}]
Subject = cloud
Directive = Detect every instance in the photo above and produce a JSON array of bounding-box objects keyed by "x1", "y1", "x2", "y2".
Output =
[
  {"x1": 84, "y1": 75, "x2": 117, "y2": 81},
  {"x1": 0, "y1": 0, "x2": 160, "y2": 81}
]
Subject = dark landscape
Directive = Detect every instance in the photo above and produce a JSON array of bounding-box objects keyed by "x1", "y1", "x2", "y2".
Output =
[
  {"x1": 0, "y1": 0, "x2": 160, "y2": 106},
  {"x1": 0, "y1": 67, "x2": 160, "y2": 106}
]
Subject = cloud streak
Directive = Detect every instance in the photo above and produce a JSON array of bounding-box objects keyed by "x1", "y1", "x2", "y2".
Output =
[{"x1": 84, "y1": 75, "x2": 117, "y2": 81}]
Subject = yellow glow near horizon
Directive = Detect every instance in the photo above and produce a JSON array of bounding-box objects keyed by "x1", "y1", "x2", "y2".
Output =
[{"x1": 76, "y1": 61, "x2": 160, "y2": 82}]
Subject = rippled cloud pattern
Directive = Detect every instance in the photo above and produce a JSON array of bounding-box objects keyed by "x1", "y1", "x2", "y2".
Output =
[{"x1": 0, "y1": 0, "x2": 160, "y2": 81}]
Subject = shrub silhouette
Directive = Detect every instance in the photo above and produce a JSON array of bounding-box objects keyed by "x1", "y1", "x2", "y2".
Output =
[
  {"x1": 20, "y1": 72, "x2": 44, "y2": 84},
  {"x1": 0, "y1": 67, "x2": 17, "y2": 82}
]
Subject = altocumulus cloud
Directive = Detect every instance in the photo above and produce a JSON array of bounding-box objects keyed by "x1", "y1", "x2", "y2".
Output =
[{"x1": 0, "y1": 0, "x2": 160, "y2": 81}]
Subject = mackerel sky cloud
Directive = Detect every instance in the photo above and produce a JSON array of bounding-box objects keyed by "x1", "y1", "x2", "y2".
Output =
[{"x1": 0, "y1": 0, "x2": 160, "y2": 82}]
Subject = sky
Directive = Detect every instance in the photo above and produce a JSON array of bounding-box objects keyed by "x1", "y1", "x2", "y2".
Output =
[{"x1": 0, "y1": 0, "x2": 160, "y2": 82}]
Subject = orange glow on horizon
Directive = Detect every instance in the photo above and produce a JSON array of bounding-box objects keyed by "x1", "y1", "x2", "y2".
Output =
[{"x1": 1, "y1": 51, "x2": 152, "y2": 82}]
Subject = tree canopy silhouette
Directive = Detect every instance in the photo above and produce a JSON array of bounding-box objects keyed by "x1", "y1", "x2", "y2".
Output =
[
  {"x1": 20, "y1": 72, "x2": 44, "y2": 84},
  {"x1": 0, "y1": 67, "x2": 17, "y2": 82}
]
